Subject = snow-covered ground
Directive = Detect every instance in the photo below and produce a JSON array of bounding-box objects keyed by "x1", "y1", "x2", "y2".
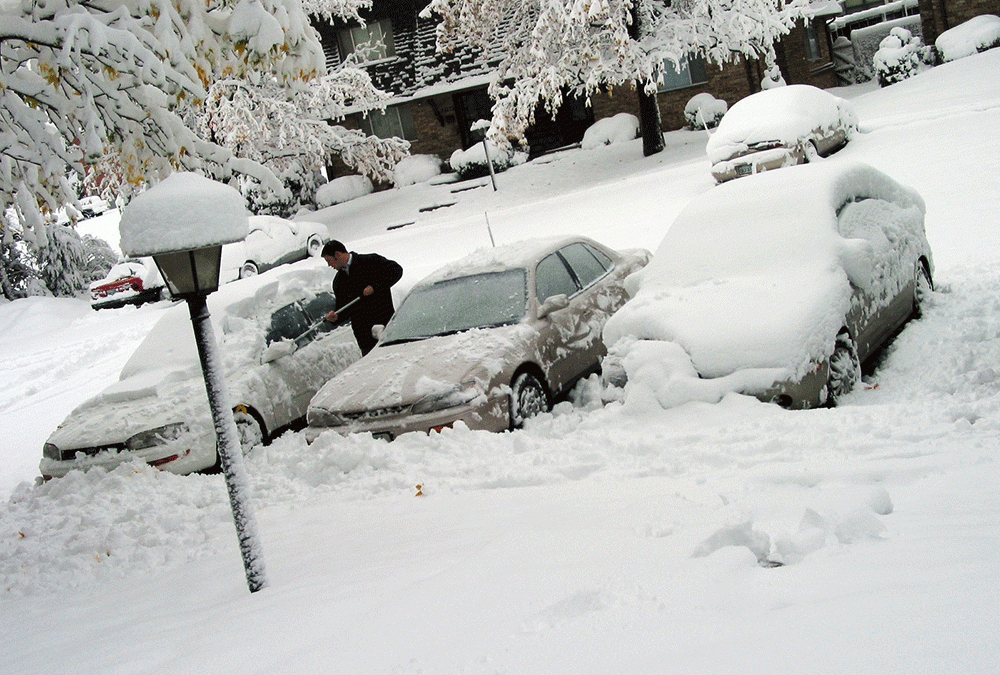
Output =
[{"x1": 2, "y1": 51, "x2": 999, "y2": 674}]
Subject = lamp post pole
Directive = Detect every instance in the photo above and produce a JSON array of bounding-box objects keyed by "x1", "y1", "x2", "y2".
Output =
[{"x1": 187, "y1": 293, "x2": 268, "y2": 593}]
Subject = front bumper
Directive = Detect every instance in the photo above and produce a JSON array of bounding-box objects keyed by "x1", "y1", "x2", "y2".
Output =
[
  {"x1": 39, "y1": 428, "x2": 217, "y2": 479},
  {"x1": 305, "y1": 394, "x2": 509, "y2": 443}
]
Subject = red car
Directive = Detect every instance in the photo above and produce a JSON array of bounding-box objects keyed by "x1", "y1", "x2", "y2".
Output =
[{"x1": 90, "y1": 259, "x2": 166, "y2": 310}]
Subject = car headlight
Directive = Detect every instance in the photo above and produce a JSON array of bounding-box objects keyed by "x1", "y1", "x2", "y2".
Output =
[
  {"x1": 43, "y1": 442, "x2": 61, "y2": 460},
  {"x1": 125, "y1": 422, "x2": 189, "y2": 451},
  {"x1": 411, "y1": 383, "x2": 480, "y2": 415}
]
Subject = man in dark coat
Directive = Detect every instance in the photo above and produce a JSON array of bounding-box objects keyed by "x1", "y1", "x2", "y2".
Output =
[{"x1": 322, "y1": 240, "x2": 403, "y2": 355}]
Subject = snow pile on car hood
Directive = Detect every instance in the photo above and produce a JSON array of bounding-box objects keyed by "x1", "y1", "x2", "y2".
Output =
[{"x1": 602, "y1": 161, "x2": 925, "y2": 398}]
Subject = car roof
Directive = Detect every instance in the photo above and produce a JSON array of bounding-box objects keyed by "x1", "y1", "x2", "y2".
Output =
[
  {"x1": 418, "y1": 235, "x2": 605, "y2": 286},
  {"x1": 650, "y1": 161, "x2": 924, "y2": 284}
]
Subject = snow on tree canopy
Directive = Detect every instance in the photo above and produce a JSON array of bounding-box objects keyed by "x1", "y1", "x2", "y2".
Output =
[{"x1": 119, "y1": 174, "x2": 250, "y2": 257}]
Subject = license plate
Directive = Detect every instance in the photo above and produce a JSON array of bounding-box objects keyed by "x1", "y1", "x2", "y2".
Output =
[{"x1": 736, "y1": 164, "x2": 752, "y2": 176}]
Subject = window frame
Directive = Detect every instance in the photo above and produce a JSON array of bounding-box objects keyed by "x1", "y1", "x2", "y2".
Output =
[{"x1": 657, "y1": 54, "x2": 709, "y2": 93}]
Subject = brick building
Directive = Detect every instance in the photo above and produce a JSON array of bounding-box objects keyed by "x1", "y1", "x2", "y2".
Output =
[{"x1": 313, "y1": 1, "x2": 992, "y2": 179}]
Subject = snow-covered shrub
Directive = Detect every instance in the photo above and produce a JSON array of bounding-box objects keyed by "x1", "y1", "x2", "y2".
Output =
[
  {"x1": 683, "y1": 94, "x2": 727, "y2": 130},
  {"x1": 449, "y1": 142, "x2": 528, "y2": 181},
  {"x1": 581, "y1": 113, "x2": 639, "y2": 149},
  {"x1": 851, "y1": 16, "x2": 925, "y2": 82},
  {"x1": 37, "y1": 224, "x2": 89, "y2": 298},
  {"x1": 760, "y1": 64, "x2": 787, "y2": 90},
  {"x1": 315, "y1": 175, "x2": 374, "y2": 208},
  {"x1": 936, "y1": 14, "x2": 1000, "y2": 63},
  {"x1": 393, "y1": 155, "x2": 444, "y2": 188},
  {"x1": 874, "y1": 27, "x2": 925, "y2": 86}
]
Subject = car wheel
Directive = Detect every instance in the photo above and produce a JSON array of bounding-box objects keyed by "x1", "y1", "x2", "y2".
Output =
[
  {"x1": 827, "y1": 332, "x2": 860, "y2": 406},
  {"x1": 510, "y1": 372, "x2": 550, "y2": 429},
  {"x1": 233, "y1": 406, "x2": 266, "y2": 455},
  {"x1": 306, "y1": 235, "x2": 324, "y2": 257},
  {"x1": 913, "y1": 261, "x2": 933, "y2": 318},
  {"x1": 240, "y1": 261, "x2": 259, "y2": 279}
]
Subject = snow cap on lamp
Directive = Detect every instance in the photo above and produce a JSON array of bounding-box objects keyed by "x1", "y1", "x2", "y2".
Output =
[{"x1": 119, "y1": 172, "x2": 249, "y2": 257}]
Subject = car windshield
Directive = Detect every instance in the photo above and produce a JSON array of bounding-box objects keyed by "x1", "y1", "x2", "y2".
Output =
[{"x1": 381, "y1": 269, "x2": 527, "y2": 344}]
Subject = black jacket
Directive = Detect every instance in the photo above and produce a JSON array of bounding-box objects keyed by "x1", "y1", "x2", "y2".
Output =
[{"x1": 333, "y1": 252, "x2": 403, "y2": 354}]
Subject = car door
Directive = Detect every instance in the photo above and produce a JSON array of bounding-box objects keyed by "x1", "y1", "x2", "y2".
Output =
[
  {"x1": 532, "y1": 243, "x2": 614, "y2": 394},
  {"x1": 837, "y1": 198, "x2": 916, "y2": 361}
]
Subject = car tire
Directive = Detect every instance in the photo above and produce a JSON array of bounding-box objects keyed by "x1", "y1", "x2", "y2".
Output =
[
  {"x1": 306, "y1": 235, "x2": 324, "y2": 257},
  {"x1": 240, "y1": 261, "x2": 259, "y2": 279},
  {"x1": 913, "y1": 260, "x2": 933, "y2": 319},
  {"x1": 233, "y1": 406, "x2": 266, "y2": 455},
  {"x1": 827, "y1": 332, "x2": 860, "y2": 406},
  {"x1": 510, "y1": 371, "x2": 550, "y2": 429}
]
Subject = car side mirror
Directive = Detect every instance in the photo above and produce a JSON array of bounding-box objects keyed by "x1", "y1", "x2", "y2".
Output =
[
  {"x1": 537, "y1": 294, "x2": 569, "y2": 319},
  {"x1": 372, "y1": 324, "x2": 385, "y2": 341}
]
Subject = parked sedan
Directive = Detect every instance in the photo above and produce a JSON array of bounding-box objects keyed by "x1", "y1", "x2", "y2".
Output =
[
  {"x1": 706, "y1": 84, "x2": 857, "y2": 183},
  {"x1": 90, "y1": 259, "x2": 165, "y2": 310},
  {"x1": 222, "y1": 216, "x2": 329, "y2": 281},
  {"x1": 41, "y1": 266, "x2": 360, "y2": 479},
  {"x1": 305, "y1": 236, "x2": 650, "y2": 442},
  {"x1": 601, "y1": 161, "x2": 932, "y2": 409}
]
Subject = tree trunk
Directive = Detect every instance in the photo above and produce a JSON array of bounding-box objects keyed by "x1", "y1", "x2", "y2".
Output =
[
  {"x1": 637, "y1": 86, "x2": 665, "y2": 156},
  {"x1": 630, "y1": 0, "x2": 665, "y2": 157}
]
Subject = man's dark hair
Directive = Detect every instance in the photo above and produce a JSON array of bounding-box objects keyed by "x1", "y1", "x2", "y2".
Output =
[{"x1": 322, "y1": 240, "x2": 347, "y2": 257}]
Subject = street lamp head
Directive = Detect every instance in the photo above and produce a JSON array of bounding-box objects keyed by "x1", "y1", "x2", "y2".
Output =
[{"x1": 119, "y1": 172, "x2": 250, "y2": 298}]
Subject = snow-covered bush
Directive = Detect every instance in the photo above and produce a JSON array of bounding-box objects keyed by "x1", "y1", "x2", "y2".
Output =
[
  {"x1": 393, "y1": 155, "x2": 444, "y2": 188},
  {"x1": 315, "y1": 175, "x2": 374, "y2": 208},
  {"x1": 936, "y1": 15, "x2": 1000, "y2": 63},
  {"x1": 851, "y1": 16, "x2": 925, "y2": 82},
  {"x1": 683, "y1": 94, "x2": 728, "y2": 130},
  {"x1": 760, "y1": 64, "x2": 787, "y2": 89},
  {"x1": 449, "y1": 142, "x2": 528, "y2": 181},
  {"x1": 37, "y1": 225, "x2": 89, "y2": 298},
  {"x1": 874, "y1": 27, "x2": 926, "y2": 86},
  {"x1": 581, "y1": 114, "x2": 640, "y2": 149}
]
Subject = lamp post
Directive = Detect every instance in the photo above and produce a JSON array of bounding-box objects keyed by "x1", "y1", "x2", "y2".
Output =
[{"x1": 120, "y1": 173, "x2": 267, "y2": 594}]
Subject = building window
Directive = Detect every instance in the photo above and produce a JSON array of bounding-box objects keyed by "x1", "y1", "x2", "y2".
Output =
[
  {"x1": 805, "y1": 21, "x2": 823, "y2": 60},
  {"x1": 359, "y1": 104, "x2": 417, "y2": 141},
  {"x1": 338, "y1": 19, "x2": 394, "y2": 64},
  {"x1": 658, "y1": 55, "x2": 708, "y2": 92}
]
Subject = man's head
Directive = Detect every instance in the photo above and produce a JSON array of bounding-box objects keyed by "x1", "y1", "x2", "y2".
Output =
[{"x1": 322, "y1": 240, "x2": 350, "y2": 270}]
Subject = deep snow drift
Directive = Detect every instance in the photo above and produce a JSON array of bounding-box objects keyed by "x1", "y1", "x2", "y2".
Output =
[{"x1": 1, "y1": 50, "x2": 999, "y2": 675}]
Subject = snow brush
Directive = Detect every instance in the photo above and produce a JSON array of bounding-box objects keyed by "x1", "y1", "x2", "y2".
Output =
[{"x1": 260, "y1": 296, "x2": 360, "y2": 364}]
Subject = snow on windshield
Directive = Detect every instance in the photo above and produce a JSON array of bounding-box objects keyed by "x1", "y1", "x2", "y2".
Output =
[
  {"x1": 381, "y1": 269, "x2": 527, "y2": 343},
  {"x1": 705, "y1": 85, "x2": 857, "y2": 164}
]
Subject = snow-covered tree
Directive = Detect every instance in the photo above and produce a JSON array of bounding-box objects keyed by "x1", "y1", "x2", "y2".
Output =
[
  {"x1": 198, "y1": 70, "x2": 409, "y2": 215},
  {"x1": 422, "y1": 0, "x2": 811, "y2": 154},
  {"x1": 0, "y1": 0, "x2": 376, "y2": 247},
  {"x1": 37, "y1": 224, "x2": 89, "y2": 298}
]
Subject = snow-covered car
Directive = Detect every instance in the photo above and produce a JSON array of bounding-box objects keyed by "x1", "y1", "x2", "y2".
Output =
[
  {"x1": 41, "y1": 267, "x2": 361, "y2": 479},
  {"x1": 90, "y1": 259, "x2": 165, "y2": 310},
  {"x1": 601, "y1": 161, "x2": 933, "y2": 410},
  {"x1": 706, "y1": 84, "x2": 857, "y2": 183},
  {"x1": 78, "y1": 195, "x2": 110, "y2": 218},
  {"x1": 305, "y1": 236, "x2": 650, "y2": 442},
  {"x1": 221, "y1": 216, "x2": 329, "y2": 281}
]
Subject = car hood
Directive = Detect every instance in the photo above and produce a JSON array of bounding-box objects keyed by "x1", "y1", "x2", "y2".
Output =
[{"x1": 310, "y1": 323, "x2": 538, "y2": 414}]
